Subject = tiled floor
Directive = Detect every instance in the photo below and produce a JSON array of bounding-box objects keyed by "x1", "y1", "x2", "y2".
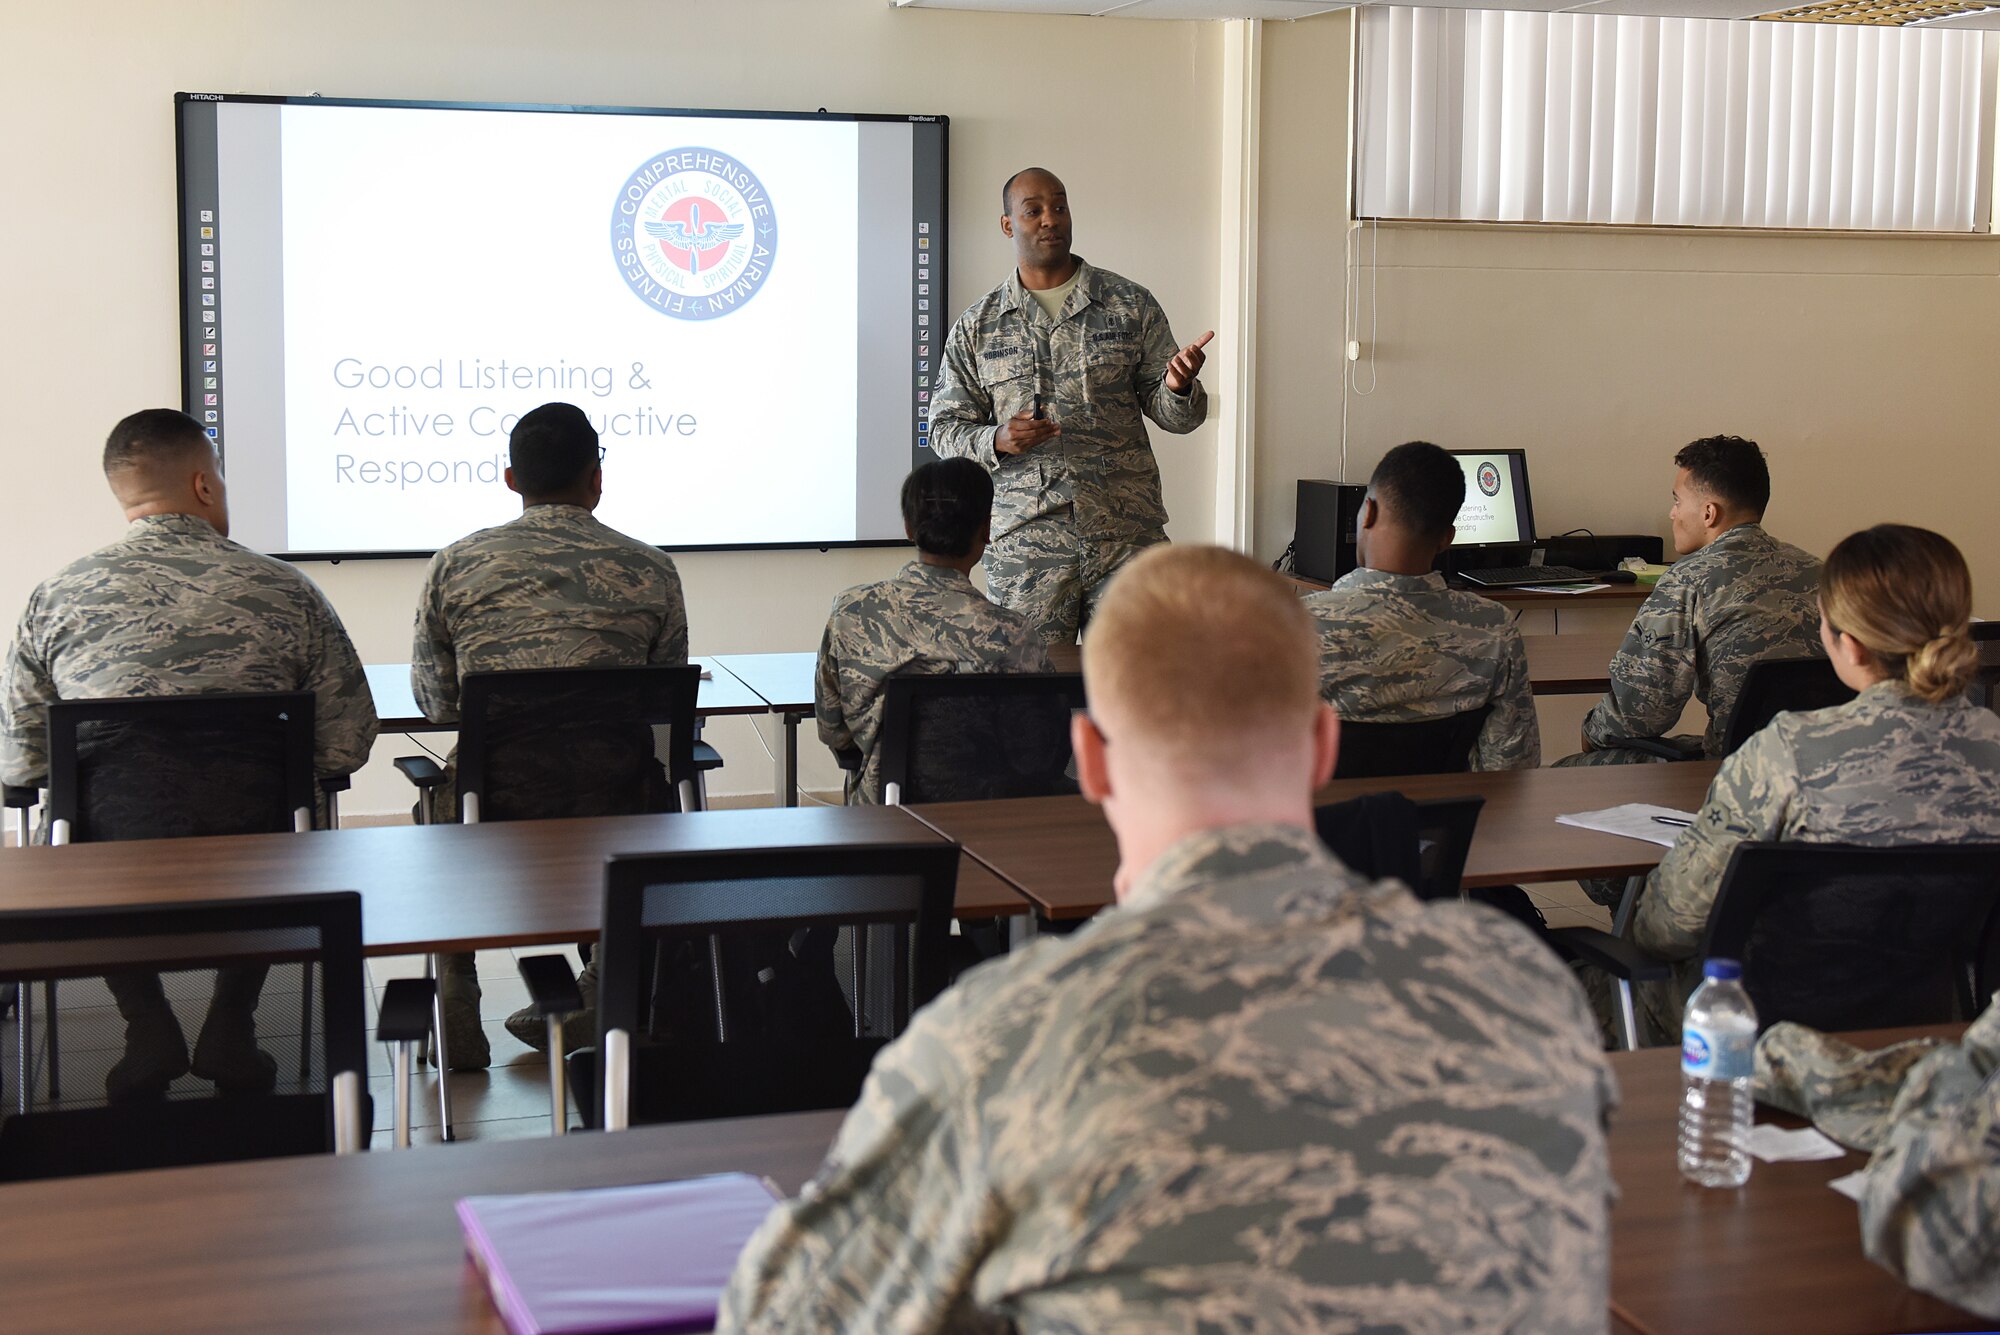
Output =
[
  {"x1": 1524, "y1": 878, "x2": 1617, "y2": 930},
  {"x1": 2, "y1": 947, "x2": 587, "y2": 1151},
  {"x1": 365, "y1": 947, "x2": 585, "y2": 1146}
]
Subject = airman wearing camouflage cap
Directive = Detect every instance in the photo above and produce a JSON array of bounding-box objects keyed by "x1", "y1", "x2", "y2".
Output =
[
  {"x1": 1, "y1": 408, "x2": 378, "y2": 1101},
  {"x1": 1756, "y1": 998, "x2": 2000, "y2": 1320},
  {"x1": 722, "y1": 545, "x2": 1613, "y2": 1334},
  {"x1": 1306, "y1": 440, "x2": 1541, "y2": 770},
  {"x1": 816, "y1": 457, "x2": 1048, "y2": 804},
  {"x1": 927, "y1": 168, "x2": 1212, "y2": 645}
]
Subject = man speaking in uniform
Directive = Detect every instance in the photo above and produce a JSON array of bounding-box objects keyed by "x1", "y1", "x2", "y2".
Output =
[{"x1": 928, "y1": 167, "x2": 1212, "y2": 645}]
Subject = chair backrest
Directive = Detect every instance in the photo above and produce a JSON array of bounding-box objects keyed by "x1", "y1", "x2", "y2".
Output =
[
  {"x1": 457, "y1": 665, "x2": 699, "y2": 822},
  {"x1": 46, "y1": 692, "x2": 316, "y2": 843},
  {"x1": 589, "y1": 842, "x2": 959, "y2": 1126},
  {"x1": 1719, "y1": 656, "x2": 1853, "y2": 756},
  {"x1": 875, "y1": 671, "x2": 1086, "y2": 804},
  {"x1": 1700, "y1": 842, "x2": 2000, "y2": 1032},
  {"x1": 0, "y1": 892, "x2": 368, "y2": 1181},
  {"x1": 1332, "y1": 707, "x2": 1491, "y2": 780},
  {"x1": 1314, "y1": 793, "x2": 1485, "y2": 902}
]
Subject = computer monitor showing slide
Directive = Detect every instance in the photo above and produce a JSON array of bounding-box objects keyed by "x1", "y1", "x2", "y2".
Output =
[{"x1": 1446, "y1": 449, "x2": 1535, "y2": 548}]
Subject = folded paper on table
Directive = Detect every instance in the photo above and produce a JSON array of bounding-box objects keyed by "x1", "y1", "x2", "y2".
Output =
[
  {"x1": 1747, "y1": 1124, "x2": 1848, "y2": 1163},
  {"x1": 1555, "y1": 804, "x2": 1700, "y2": 848},
  {"x1": 458, "y1": 1172, "x2": 781, "y2": 1335}
]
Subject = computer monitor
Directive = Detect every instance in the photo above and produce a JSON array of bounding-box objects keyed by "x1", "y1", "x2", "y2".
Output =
[{"x1": 1446, "y1": 449, "x2": 1535, "y2": 549}]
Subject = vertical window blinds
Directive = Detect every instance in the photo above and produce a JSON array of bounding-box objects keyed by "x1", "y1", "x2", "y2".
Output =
[{"x1": 1356, "y1": 6, "x2": 1996, "y2": 231}]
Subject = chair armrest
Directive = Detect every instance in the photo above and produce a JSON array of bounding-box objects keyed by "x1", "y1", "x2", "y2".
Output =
[
  {"x1": 376, "y1": 978, "x2": 436, "y2": 1044},
  {"x1": 319, "y1": 774, "x2": 352, "y2": 795},
  {"x1": 834, "y1": 747, "x2": 864, "y2": 773},
  {"x1": 1594, "y1": 736, "x2": 1704, "y2": 763},
  {"x1": 691, "y1": 740, "x2": 724, "y2": 772},
  {"x1": 517, "y1": 954, "x2": 585, "y2": 1017},
  {"x1": 1547, "y1": 926, "x2": 1674, "y2": 982},
  {"x1": 2, "y1": 785, "x2": 36, "y2": 809},
  {"x1": 393, "y1": 755, "x2": 446, "y2": 788}
]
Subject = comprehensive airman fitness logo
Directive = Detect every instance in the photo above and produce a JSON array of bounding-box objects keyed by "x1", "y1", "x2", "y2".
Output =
[
  {"x1": 1477, "y1": 462, "x2": 1503, "y2": 496},
  {"x1": 611, "y1": 147, "x2": 777, "y2": 321}
]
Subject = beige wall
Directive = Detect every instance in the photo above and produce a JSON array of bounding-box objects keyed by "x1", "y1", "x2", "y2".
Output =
[
  {"x1": 1, "y1": 0, "x2": 1223, "y2": 813},
  {"x1": 1255, "y1": 12, "x2": 2000, "y2": 623}
]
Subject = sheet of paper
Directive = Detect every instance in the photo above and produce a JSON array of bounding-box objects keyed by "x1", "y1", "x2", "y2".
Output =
[
  {"x1": 1828, "y1": 1169, "x2": 1869, "y2": 1202},
  {"x1": 1555, "y1": 803, "x2": 1700, "y2": 848},
  {"x1": 1747, "y1": 1124, "x2": 1848, "y2": 1162},
  {"x1": 1515, "y1": 582, "x2": 1612, "y2": 595}
]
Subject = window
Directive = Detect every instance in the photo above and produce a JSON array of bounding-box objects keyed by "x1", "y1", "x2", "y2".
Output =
[{"x1": 1356, "y1": 6, "x2": 1997, "y2": 231}]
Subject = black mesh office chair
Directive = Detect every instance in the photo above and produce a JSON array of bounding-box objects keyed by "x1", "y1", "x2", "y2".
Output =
[
  {"x1": 1331, "y1": 707, "x2": 1491, "y2": 780},
  {"x1": 1315, "y1": 792, "x2": 1485, "y2": 902},
  {"x1": 1970, "y1": 621, "x2": 1999, "y2": 710},
  {"x1": 0, "y1": 893, "x2": 369, "y2": 1182},
  {"x1": 396, "y1": 664, "x2": 703, "y2": 824},
  {"x1": 1554, "y1": 842, "x2": 2000, "y2": 1048},
  {"x1": 1598, "y1": 655, "x2": 1850, "y2": 762},
  {"x1": 5, "y1": 693, "x2": 323, "y2": 1116},
  {"x1": 1718, "y1": 657, "x2": 1856, "y2": 755},
  {"x1": 544, "y1": 843, "x2": 959, "y2": 1134},
  {"x1": 392, "y1": 664, "x2": 702, "y2": 1135},
  {"x1": 873, "y1": 672, "x2": 1085, "y2": 806}
]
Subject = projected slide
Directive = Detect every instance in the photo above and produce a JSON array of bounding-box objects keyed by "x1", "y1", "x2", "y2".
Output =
[
  {"x1": 1451, "y1": 452, "x2": 1530, "y2": 547},
  {"x1": 178, "y1": 96, "x2": 946, "y2": 557}
]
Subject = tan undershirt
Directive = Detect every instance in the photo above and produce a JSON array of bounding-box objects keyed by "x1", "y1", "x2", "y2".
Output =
[{"x1": 1026, "y1": 266, "x2": 1082, "y2": 322}]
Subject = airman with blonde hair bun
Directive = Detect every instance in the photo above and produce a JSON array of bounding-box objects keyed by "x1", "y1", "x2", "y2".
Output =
[
  {"x1": 1818, "y1": 524, "x2": 1978, "y2": 703},
  {"x1": 1617, "y1": 523, "x2": 2000, "y2": 1047}
]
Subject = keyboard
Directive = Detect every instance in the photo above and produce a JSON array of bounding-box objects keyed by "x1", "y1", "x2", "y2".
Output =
[{"x1": 1455, "y1": 565, "x2": 1608, "y2": 588}]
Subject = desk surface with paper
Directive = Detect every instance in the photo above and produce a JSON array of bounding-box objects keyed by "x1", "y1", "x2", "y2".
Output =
[
  {"x1": 911, "y1": 760, "x2": 1723, "y2": 921},
  {"x1": 0, "y1": 1028, "x2": 1972, "y2": 1335}
]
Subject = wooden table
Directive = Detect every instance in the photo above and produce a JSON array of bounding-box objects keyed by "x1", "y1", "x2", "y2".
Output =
[
  {"x1": 910, "y1": 761, "x2": 1722, "y2": 921},
  {"x1": 0, "y1": 1030, "x2": 1978, "y2": 1333},
  {"x1": 364, "y1": 657, "x2": 768, "y2": 732},
  {"x1": 1606, "y1": 1026, "x2": 1981, "y2": 1335},
  {"x1": 0, "y1": 805, "x2": 1030, "y2": 951},
  {"x1": 1523, "y1": 632, "x2": 1618, "y2": 694},
  {"x1": 0, "y1": 1109, "x2": 845, "y2": 1335}
]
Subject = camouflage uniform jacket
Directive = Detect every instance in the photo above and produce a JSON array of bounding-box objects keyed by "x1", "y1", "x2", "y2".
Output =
[
  {"x1": 1582, "y1": 523, "x2": 1822, "y2": 755},
  {"x1": 927, "y1": 258, "x2": 1207, "y2": 547},
  {"x1": 718, "y1": 823, "x2": 1617, "y2": 1334},
  {"x1": 815, "y1": 561, "x2": 1049, "y2": 803},
  {"x1": 1, "y1": 512, "x2": 378, "y2": 789},
  {"x1": 1756, "y1": 1000, "x2": 2000, "y2": 1319},
  {"x1": 1304, "y1": 568, "x2": 1541, "y2": 770},
  {"x1": 411, "y1": 503, "x2": 687, "y2": 722},
  {"x1": 1635, "y1": 682, "x2": 2000, "y2": 963}
]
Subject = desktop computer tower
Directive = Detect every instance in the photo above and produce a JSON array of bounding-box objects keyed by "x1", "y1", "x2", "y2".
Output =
[{"x1": 1293, "y1": 480, "x2": 1368, "y2": 584}]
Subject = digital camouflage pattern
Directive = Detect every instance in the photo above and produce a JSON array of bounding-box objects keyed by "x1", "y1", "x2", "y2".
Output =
[
  {"x1": 719, "y1": 823, "x2": 1616, "y2": 1334},
  {"x1": 1755, "y1": 1025, "x2": 1948, "y2": 1152},
  {"x1": 1624, "y1": 682, "x2": 2000, "y2": 1037},
  {"x1": 1, "y1": 512, "x2": 378, "y2": 798},
  {"x1": 1579, "y1": 522, "x2": 1821, "y2": 757},
  {"x1": 411, "y1": 503, "x2": 687, "y2": 722},
  {"x1": 1304, "y1": 568, "x2": 1541, "y2": 771},
  {"x1": 1757, "y1": 999, "x2": 2000, "y2": 1319},
  {"x1": 816, "y1": 560, "x2": 1049, "y2": 803},
  {"x1": 928, "y1": 258, "x2": 1206, "y2": 644}
]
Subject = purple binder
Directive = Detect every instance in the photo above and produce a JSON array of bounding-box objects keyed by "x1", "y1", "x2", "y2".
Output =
[{"x1": 457, "y1": 1172, "x2": 782, "y2": 1335}]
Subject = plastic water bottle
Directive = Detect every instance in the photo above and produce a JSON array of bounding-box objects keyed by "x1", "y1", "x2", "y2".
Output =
[{"x1": 1677, "y1": 958, "x2": 1757, "y2": 1188}]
